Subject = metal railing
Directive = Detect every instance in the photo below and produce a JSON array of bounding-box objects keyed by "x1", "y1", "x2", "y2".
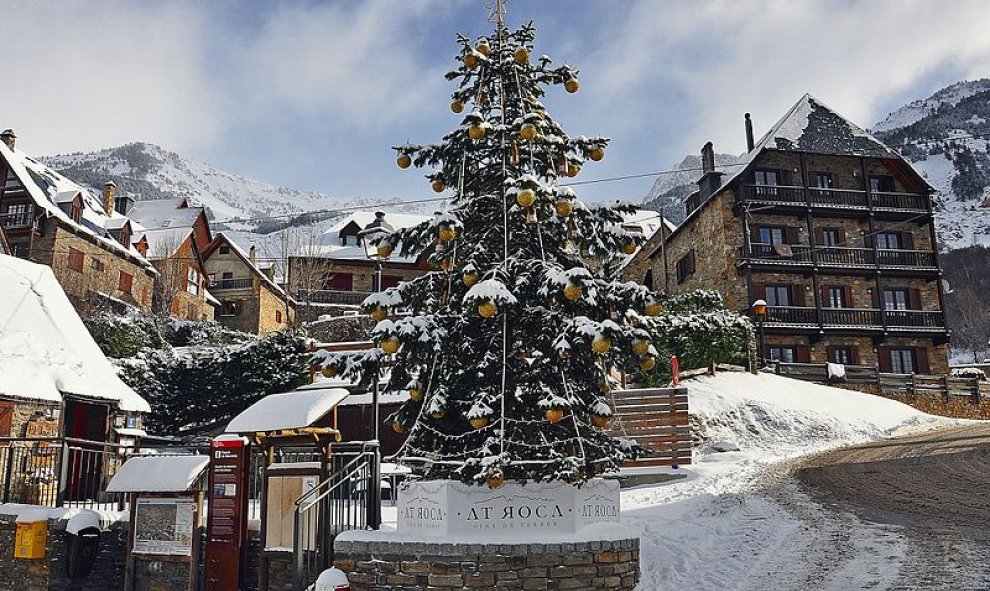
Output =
[
  {"x1": 808, "y1": 187, "x2": 869, "y2": 208},
  {"x1": 296, "y1": 289, "x2": 373, "y2": 305},
  {"x1": 0, "y1": 210, "x2": 34, "y2": 229},
  {"x1": 885, "y1": 309, "x2": 945, "y2": 329},
  {"x1": 292, "y1": 442, "x2": 381, "y2": 591},
  {"x1": 740, "y1": 185, "x2": 929, "y2": 212},
  {"x1": 764, "y1": 305, "x2": 818, "y2": 326},
  {"x1": 208, "y1": 278, "x2": 254, "y2": 290},
  {"x1": 744, "y1": 244, "x2": 937, "y2": 270}
]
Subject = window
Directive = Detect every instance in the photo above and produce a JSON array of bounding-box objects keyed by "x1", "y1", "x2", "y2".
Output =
[
  {"x1": 222, "y1": 272, "x2": 233, "y2": 280},
  {"x1": 831, "y1": 346, "x2": 854, "y2": 365},
  {"x1": 219, "y1": 246, "x2": 230, "y2": 255},
  {"x1": 765, "y1": 284, "x2": 791, "y2": 306},
  {"x1": 754, "y1": 170, "x2": 779, "y2": 186},
  {"x1": 769, "y1": 347, "x2": 797, "y2": 363},
  {"x1": 118, "y1": 271, "x2": 133, "y2": 294},
  {"x1": 341, "y1": 233, "x2": 359, "y2": 246},
  {"x1": 875, "y1": 232, "x2": 901, "y2": 250},
  {"x1": 4, "y1": 202, "x2": 30, "y2": 215},
  {"x1": 187, "y1": 304, "x2": 197, "y2": 319},
  {"x1": 220, "y1": 301, "x2": 241, "y2": 317},
  {"x1": 882, "y1": 289, "x2": 909, "y2": 311},
  {"x1": 814, "y1": 173, "x2": 833, "y2": 188},
  {"x1": 827, "y1": 286, "x2": 847, "y2": 308},
  {"x1": 125, "y1": 415, "x2": 138, "y2": 429},
  {"x1": 890, "y1": 348, "x2": 915, "y2": 373},
  {"x1": 70, "y1": 203, "x2": 82, "y2": 223},
  {"x1": 276, "y1": 310, "x2": 283, "y2": 324},
  {"x1": 757, "y1": 226, "x2": 785, "y2": 245},
  {"x1": 187, "y1": 267, "x2": 200, "y2": 296},
  {"x1": 818, "y1": 228, "x2": 840, "y2": 246},
  {"x1": 90, "y1": 258, "x2": 105, "y2": 272},
  {"x1": 67, "y1": 248, "x2": 84, "y2": 272},
  {"x1": 676, "y1": 251, "x2": 696, "y2": 284},
  {"x1": 870, "y1": 175, "x2": 895, "y2": 193}
]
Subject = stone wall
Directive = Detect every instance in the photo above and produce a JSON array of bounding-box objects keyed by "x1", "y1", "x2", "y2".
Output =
[
  {"x1": 0, "y1": 515, "x2": 128, "y2": 591},
  {"x1": 334, "y1": 537, "x2": 640, "y2": 591},
  {"x1": 132, "y1": 555, "x2": 195, "y2": 591}
]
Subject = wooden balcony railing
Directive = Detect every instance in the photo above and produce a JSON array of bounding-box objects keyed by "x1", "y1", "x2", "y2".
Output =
[
  {"x1": 764, "y1": 306, "x2": 819, "y2": 326},
  {"x1": 820, "y1": 308, "x2": 883, "y2": 327},
  {"x1": 209, "y1": 278, "x2": 254, "y2": 290},
  {"x1": 876, "y1": 249, "x2": 936, "y2": 268},
  {"x1": 744, "y1": 245, "x2": 937, "y2": 270},
  {"x1": 885, "y1": 310, "x2": 945, "y2": 329},
  {"x1": 740, "y1": 185, "x2": 929, "y2": 212},
  {"x1": 0, "y1": 210, "x2": 34, "y2": 229},
  {"x1": 808, "y1": 187, "x2": 868, "y2": 208},
  {"x1": 297, "y1": 289, "x2": 373, "y2": 305},
  {"x1": 761, "y1": 306, "x2": 945, "y2": 329},
  {"x1": 872, "y1": 191, "x2": 928, "y2": 211}
]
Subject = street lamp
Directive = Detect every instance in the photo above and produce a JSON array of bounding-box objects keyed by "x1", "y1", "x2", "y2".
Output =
[{"x1": 752, "y1": 299, "x2": 768, "y2": 368}]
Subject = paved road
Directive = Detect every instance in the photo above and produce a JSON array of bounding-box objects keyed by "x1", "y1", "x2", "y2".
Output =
[{"x1": 793, "y1": 423, "x2": 990, "y2": 589}]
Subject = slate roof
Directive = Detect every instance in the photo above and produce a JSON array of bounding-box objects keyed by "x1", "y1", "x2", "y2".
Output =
[{"x1": 129, "y1": 197, "x2": 203, "y2": 231}]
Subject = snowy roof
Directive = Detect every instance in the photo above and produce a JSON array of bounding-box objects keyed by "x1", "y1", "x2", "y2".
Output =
[
  {"x1": 128, "y1": 198, "x2": 203, "y2": 231},
  {"x1": 0, "y1": 142, "x2": 154, "y2": 271},
  {"x1": 204, "y1": 233, "x2": 291, "y2": 300},
  {"x1": 621, "y1": 209, "x2": 672, "y2": 239},
  {"x1": 300, "y1": 211, "x2": 430, "y2": 264},
  {"x1": 0, "y1": 254, "x2": 150, "y2": 412},
  {"x1": 106, "y1": 455, "x2": 209, "y2": 493},
  {"x1": 326, "y1": 211, "x2": 428, "y2": 236},
  {"x1": 135, "y1": 227, "x2": 194, "y2": 260},
  {"x1": 225, "y1": 387, "x2": 348, "y2": 433}
]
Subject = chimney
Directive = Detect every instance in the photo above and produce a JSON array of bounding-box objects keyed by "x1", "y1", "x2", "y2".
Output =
[
  {"x1": 249, "y1": 245, "x2": 258, "y2": 265},
  {"x1": 745, "y1": 113, "x2": 755, "y2": 152},
  {"x1": 102, "y1": 181, "x2": 117, "y2": 215},
  {"x1": 0, "y1": 129, "x2": 16, "y2": 150},
  {"x1": 696, "y1": 141, "x2": 724, "y2": 202}
]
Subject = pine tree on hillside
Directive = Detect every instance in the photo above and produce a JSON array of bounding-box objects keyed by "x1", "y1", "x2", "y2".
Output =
[{"x1": 325, "y1": 15, "x2": 661, "y2": 487}]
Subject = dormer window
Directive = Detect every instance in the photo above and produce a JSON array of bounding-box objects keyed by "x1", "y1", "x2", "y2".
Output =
[{"x1": 70, "y1": 202, "x2": 82, "y2": 223}]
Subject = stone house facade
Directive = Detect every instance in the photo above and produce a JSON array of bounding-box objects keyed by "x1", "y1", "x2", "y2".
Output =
[
  {"x1": 626, "y1": 95, "x2": 950, "y2": 374},
  {"x1": 202, "y1": 233, "x2": 296, "y2": 334}
]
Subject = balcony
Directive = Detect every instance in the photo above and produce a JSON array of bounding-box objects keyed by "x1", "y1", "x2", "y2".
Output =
[
  {"x1": 743, "y1": 244, "x2": 937, "y2": 271},
  {"x1": 739, "y1": 185, "x2": 929, "y2": 213},
  {"x1": 0, "y1": 210, "x2": 34, "y2": 230},
  {"x1": 296, "y1": 289, "x2": 372, "y2": 305},
  {"x1": 209, "y1": 278, "x2": 254, "y2": 291},
  {"x1": 761, "y1": 306, "x2": 945, "y2": 331}
]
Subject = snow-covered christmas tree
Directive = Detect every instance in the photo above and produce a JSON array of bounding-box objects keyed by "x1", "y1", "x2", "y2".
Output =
[{"x1": 325, "y1": 12, "x2": 662, "y2": 488}]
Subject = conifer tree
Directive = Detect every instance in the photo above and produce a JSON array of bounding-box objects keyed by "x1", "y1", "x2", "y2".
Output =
[{"x1": 325, "y1": 14, "x2": 662, "y2": 487}]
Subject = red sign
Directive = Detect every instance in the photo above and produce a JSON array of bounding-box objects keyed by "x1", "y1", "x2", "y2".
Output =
[
  {"x1": 205, "y1": 436, "x2": 250, "y2": 591},
  {"x1": 671, "y1": 356, "x2": 680, "y2": 386}
]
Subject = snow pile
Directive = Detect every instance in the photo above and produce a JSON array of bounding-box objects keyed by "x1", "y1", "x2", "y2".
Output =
[{"x1": 0, "y1": 254, "x2": 150, "y2": 412}]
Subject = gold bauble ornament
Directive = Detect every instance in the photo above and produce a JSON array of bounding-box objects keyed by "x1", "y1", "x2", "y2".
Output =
[
  {"x1": 591, "y1": 335, "x2": 611, "y2": 354},
  {"x1": 486, "y1": 471, "x2": 505, "y2": 489},
  {"x1": 632, "y1": 339, "x2": 650, "y2": 356},
  {"x1": 476, "y1": 40, "x2": 491, "y2": 56},
  {"x1": 470, "y1": 416, "x2": 489, "y2": 430},
  {"x1": 438, "y1": 226, "x2": 457, "y2": 243},
  {"x1": 545, "y1": 408, "x2": 565, "y2": 423},
  {"x1": 516, "y1": 188, "x2": 536, "y2": 208},
  {"x1": 430, "y1": 409, "x2": 446, "y2": 420},
  {"x1": 376, "y1": 243, "x2": 393, "y2": 258},
  {"x1": 566, "y1": 163, "x2": 581, "y2": 177},
  {"x1": 392, "y1": 422, "x2": 405, "y2": 434},
  {"x1": 463, "y1": 53, "x2": 479, "y2": 69},
  {"x1": 621, "y1": 242, "x2": 637, "y2": 255},
  {"x1": 513, "y1": 47, "x2": 529, "y2": 63},
  {"x1": 644, "y1": 301, "x2": 663, "y2": 316},
  {"x1": 478, "y1": 300, "x2": 498, "y2": 318},
  {"x1": 468, "y1": 123, "x2": 486, "y2": 140},
  {"x1": 432, "y1": 180, "x2": 446, "y2": 193},
  {"x1": 564, "y1": 78, "x2": 580, "y2": 94},
  {"x1": 639, "y1": 356, "x2": 657, "y2": 371},
  {"x1": 462, "y1": 271, "x2": 478, "y2": 287},
  {"x1": 589, "y1": 147, "x2": 605, "y2": 161},
  {"x1": 591, "y1": 414, "x2": 611, "y2": 429},
  {"x1": 451, "y1": 100, "x2": 465, "y2": 114},
  {"x1": 409, "y1": 388, "x2": 423, "y2": 402},
  {"x1": 554, "y1": 199, "x2": 574, "y2": 217},
  {"x1": 370, "y1": 306, "x2": 388, "y2": 322},
  {"x1": 380, "y1": 337, "x2": 400, "y2": 355},
  {"x1": 563, "y1": 283, "x2": 583, "y2": 302},
  {"x1": 519, "y1": 123, "x2": 538, "y2": 141},
  {"x1": 396, "y1": 154, "x2": 412, "y2": 169},
  {"x1": 321, "y1": 366, "x2": 337, "y2": 378}
]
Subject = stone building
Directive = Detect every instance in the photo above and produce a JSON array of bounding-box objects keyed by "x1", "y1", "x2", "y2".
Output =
[
  {"x1": 202, "y1": 233, "x2": 296, "y2": 334},
  {"x1": 626, "y1": 95, "x2": 950, "y2": 374},
  {"x1": 0, "y1": 131, "x2": 158, "y2": 312},
  {"x1": 129, "y1": 197, "x2": 216, "y2": 322}
]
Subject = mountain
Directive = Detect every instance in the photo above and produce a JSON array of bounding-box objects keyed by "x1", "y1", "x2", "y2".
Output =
[
  {"x1": 41, "y1": 142, "x2": 412, "y2": 231},
  {"x1": 642, "y1": 152, "x2": 739, "y2": 224},
  {"x1": 871, "y1": 79, "x2": 990, "y2": 251}
]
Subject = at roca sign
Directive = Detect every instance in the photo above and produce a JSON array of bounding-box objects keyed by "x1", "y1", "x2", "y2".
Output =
[{"x1": 397, "y1": 479, "x2": 619, "y2": 536}]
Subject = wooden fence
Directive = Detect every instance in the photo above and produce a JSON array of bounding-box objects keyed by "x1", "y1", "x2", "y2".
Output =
[
  {"x1": 608, "y1": 387, "x2": 691, "y2": 469},
  {"x1": 775, "y1": 362, "x2": 990, "y2": 399}
]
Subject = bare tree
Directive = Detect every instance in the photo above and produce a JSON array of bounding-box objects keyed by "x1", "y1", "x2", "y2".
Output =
[
  {"x1": 150, "y1": 233, "x2": 191, "y2": 325},
  {"x1": 257, "y1": 226, "x2": 333, "y2": 326},
  {"x1": 950, "y1": 287, "x2": 990, "y2": 362}
]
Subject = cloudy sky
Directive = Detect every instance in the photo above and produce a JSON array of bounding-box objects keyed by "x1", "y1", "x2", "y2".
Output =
[{"x1": 4, "y1": 0, "x2": 990, "y2": 203}]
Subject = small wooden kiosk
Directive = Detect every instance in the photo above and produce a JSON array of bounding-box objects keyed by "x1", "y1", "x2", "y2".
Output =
[{"x1": 107, "y1": 455, "x2": 209, "y2": 591}]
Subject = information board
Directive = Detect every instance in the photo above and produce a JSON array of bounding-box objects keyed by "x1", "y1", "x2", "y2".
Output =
[
  {"x1": 133, "y1": 497, "x2": 196, "y2": 556},
  {"x1": 205, "y1": 436, "x2": 250, "y2": 591}
]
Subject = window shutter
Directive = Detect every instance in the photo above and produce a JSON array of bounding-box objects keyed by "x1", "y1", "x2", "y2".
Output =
[
  {"x1": 864, "y1": 234, "x2": 874, "y2": 248},
  {"x1": 843, "y1": 286, "x2": 854, "y2": 308},
  {"x1": 689, "y1": 251, "x2": 696, "y2": 275},
  {"x1": 909, "y1": 289, "x2": 923, "y2": 310},
  {"x1": 820, "y1": 285, "x2": 830, "y2": 307},
  {"x1": 826, "y1": 346, "x2": 836, "y2": 363},
  {"x1": 877, "y1": 347, "x2": 892, "y2": 372},
  {"x1": 790, "y1": 284, "x2": 806, "y2": 306},
  {"x1": 0, "y1": 402, "x2": 12, "y2": 437},
  {"x1": 850, "y1": 346, "x2": 861, "y2": 365},
  {"x1": 870, "y1": 289, "x2": 879, "y2": 308},
  {"x1": 837, "y1": 228, "x2": 847, "y2": 245},
  {"x1": 785, "y1": 227, "x2": 800, "y2": 244},
  {"x1": 795, "y1": 345, "x2": 811, "y2": 363},
  {"x1": 915, "y1": 347, "x2": 930, "y2": 374},
  {"x1": 754, "y1": 283, "x2": 766, "y2": 301},
  {"x1": 814, "y1": 228, "x2": 824, "y2": 245},
  {"x1": 901, "y1": 232, "x2": 915, "y2": 250},
  {"x1": 748, "y1": 225, "x2": 760, "y2": 243}
]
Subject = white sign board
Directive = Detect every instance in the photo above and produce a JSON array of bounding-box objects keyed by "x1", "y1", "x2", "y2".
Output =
[
  {"x1": 398, "y1": 479, "x2": 619, "y2": 537},
  {"x1": 133, "y1": 497, "x2": 196, "y2": 555}
]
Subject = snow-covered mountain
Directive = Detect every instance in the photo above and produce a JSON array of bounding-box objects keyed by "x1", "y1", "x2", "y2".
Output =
[
  {"x1": 871, "y1": 79, "x2": 990, "y2": 251},
  {"x1": 641, "y1": 152, "x2": 739, "y2": 224},
  {"x1": 41, "y1": 142, "x2": 414, "y2": 231}
]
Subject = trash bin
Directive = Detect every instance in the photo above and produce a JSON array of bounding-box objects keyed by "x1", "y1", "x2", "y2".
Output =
[{"x1": 66, "y1": 526, "x2": 101, "y2": 579}]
